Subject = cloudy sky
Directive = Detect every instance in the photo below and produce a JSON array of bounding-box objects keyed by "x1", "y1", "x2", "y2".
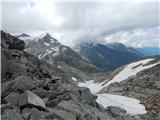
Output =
[{"x1": 1, "y1": 0, "x2": 160, "y2": 48}]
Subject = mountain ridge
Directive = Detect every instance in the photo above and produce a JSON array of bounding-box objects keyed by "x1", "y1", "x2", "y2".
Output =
[
  {"x1": 18, "y1": 32, "x2": 103, "y2": 73},
  {"x1": 74, "y1": 41, "x2": 144, "y2": 70}
]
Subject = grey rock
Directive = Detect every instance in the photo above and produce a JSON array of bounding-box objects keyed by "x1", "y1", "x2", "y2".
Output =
[
  {"x1": 29, "y1": 108, "x2": 47, "y2": 120},
  {"x1": 22, "y1": 108, "x2": 31, "y2": 119},
  {"x1": 1, "y1": 30, "x2": 25, "y2": 50},
  {"x1": 32, "y1": 88, "x2": 55, "y2": 98},
  {"x1": 1, "y1": 109, "x2": 24, "y2": 120},
  {"x1": 78, "y1": 87, "x2": 97, "y2": 105},
  {"x1": 108, "y1": 106, "x2": 127, "y2": 117},
  {"x1": 48, "y1": 108, "x2": 77, "y2": 120},
  {"x1": 1, "y1": 103, "x2": 13, "y2": 114},
  {"x1": 2, "y1": 81, "x2": 14, "y2": 98},
  {"x1": 11, "y1": 76, "x2": 37, "y2": 91},
  {"x1": 1, "y1": 50, "x2": 8, "y2": 79},
  {"x1": 22, "y1": 107, "x2": 47, "y2": 120},
  {"x1": 57, "y1": 100, "x2": 82, "y2": 116},
  {"x1": 4, "y1": 92, "x2": 20, "y2": 106},
  {"x1": 153, "y1": 81, "x2": 160, "y2": 89},
  {"x1": 19, "y1": 90, "x2": 46, "y2": 110}
]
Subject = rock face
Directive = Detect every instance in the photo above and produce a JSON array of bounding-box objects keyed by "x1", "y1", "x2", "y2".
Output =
[{"x1": 1, "y1": 31, "x2": 25, "y2": 50}]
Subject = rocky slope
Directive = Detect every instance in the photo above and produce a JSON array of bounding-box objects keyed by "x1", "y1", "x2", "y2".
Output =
[
  {"x1": 1, "y1": 32, "x2": 159, "y2": 120},
  {"x1": 74, "y1": 42, "x2": 143, "y2": 70},
  {"x1": 2, "y1": 31, "x2": 133, "y2": 120}
]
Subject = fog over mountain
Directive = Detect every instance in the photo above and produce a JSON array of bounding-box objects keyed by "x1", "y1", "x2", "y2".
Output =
[{"x1": 1, "y1": 0, "x2": 159, "y2": 48}]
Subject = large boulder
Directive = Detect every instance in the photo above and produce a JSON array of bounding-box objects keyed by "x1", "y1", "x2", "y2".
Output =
[
  {"x1": 19, "y1": 90, "x2": 46, "y2": 110},
  {"x1": 107, "y1": 106, "x2": 127, "y2": 117},
  {"x1": 48, "y1": 108, "x2": 77, "y2": 120},
  {"x1": 10, "y1": 76, "x2": 37, "y2": 92},
  {"x1": 78, "y1": 87, "x2": 97, "y2": 105},
  {"x1": 22, "y1": 108, "x2": 47, "y2": 120},
  {"x1": 32, "y1": 88, "x2": 55, "y2": 98}
]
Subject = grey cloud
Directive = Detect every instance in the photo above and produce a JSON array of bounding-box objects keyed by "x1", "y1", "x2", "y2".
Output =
[{"x1": 1, "y1": 1, "x2": 159, "y2": 47}]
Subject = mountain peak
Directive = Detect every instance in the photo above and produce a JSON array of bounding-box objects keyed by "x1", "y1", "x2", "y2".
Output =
[
  {"x1": 40, "y1": 32, "x2": 52, "y2": 39},
  {"x1": 18, "y1": 33, "x2": 30, "y2": 37}
]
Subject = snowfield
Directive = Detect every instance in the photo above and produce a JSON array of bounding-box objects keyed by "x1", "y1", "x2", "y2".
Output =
[
  {"x1": 96, "y1": 94, "x2": 147, "y2": 115},
  {"x1": 78, "y1": 58, "x2": 160, "y2": 94},
  {"x1": 78, "y1": 58, "x2": 160, "y2": 115},
  {"x1": 105, "y1": 58, "x2": 160, "y2": 87}
]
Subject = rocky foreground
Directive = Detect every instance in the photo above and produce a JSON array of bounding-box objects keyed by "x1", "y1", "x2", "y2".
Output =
[{"x1": 1, "y1": 31, "x2": 159, "y2": 120}]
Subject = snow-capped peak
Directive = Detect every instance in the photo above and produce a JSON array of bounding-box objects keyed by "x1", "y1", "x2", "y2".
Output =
[{"x1": 39, "y1": 32, "x2": 52, "y2": 39}]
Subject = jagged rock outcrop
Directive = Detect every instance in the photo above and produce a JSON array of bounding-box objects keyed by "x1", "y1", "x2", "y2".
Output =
[{"x1": 1, "y1": 31, "x2": 25, "y2": 50}]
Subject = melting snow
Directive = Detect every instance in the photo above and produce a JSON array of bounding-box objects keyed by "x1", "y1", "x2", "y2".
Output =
[
  {"x1": 96, "y1": 94, "x2": 147, "y2": 115},
  {"x1": 78, "y1": 58, "x2": 160, "y2": 115},
  {"x1": 78, "y1": 80, "x2": 106, "y2": 94},
  {"x1": 39, "y1": 49, "x2": 52, "y2": 59},
  {"x1": 72, "y1": 77, "x2": 77, "y2": 81},
  {"x1": 78, "y1": 58, "x2": 160, "y2": 94},
  {"x1": 57, "y1": 65, "x2": 61, "y2": 68},
  {"x1": 52, "y1": 47, "x2": 60, "y2": 57},
  {"x1": 44, "y1": 42, "x2": 50, "y2": 46},
  {"x1": 50, "y1": 39, "x2": 55, "y2": 43},
  {"x1": 105, "y1": 58, "x2": 160, "y2": 86}
]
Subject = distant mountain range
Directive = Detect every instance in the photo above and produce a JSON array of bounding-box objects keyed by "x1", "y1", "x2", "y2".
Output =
[
  {"x1": 17, "y1": 33, "x2": 102, "y2": 73},
  {"x1": 17, "y1": 32, "x2": 159, "y2": 71},
  {"x1": 74, "y1": 42, "x2": 144, "y2": 70}
]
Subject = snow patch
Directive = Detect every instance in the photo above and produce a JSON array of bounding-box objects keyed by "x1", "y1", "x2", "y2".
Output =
[
  {"x1": 50, "y1": 39, "x2": 56, "y2": 43},
  {"x1": 72, "y1": 77, "x2": 77, "y2": 81},
  {"x1": 61, "y1": 47, "x2": 67, "y2": 52},
  {"x1": 52, "y1": 47, "x2": 60, "y2": 57},
  {"x1": 96, "y1": 94, "x2": 147, "y2": 115},
  {"x1": 57, "y1": 65, "x2": 61, "y2": 68},
  {"x1": 44, "y1": 42, "x2": 50, "y2": 46},
  {"x1": 77, "y1": 58, "x2": 160, "y2": 115},
  {"x1": 78, "y1": 58, "x2": 160, "y2": 94},
  {"x1": 39, "y1": 49, "x2": 52, "y2": 59}
]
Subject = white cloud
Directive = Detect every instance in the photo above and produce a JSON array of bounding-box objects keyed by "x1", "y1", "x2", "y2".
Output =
[
  {"x1": 104, "y1": 27, "x2": 160, "y2": 48},
  {"x1": 1, "y1": 1, "x2": 159, "y2": 47}
]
